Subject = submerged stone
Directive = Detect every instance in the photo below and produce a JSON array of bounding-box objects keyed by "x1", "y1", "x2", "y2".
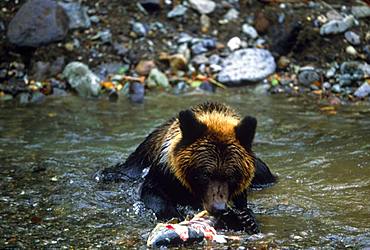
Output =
[{"x1": 217, "y1": 48, "x2": 276, "y2": 85}]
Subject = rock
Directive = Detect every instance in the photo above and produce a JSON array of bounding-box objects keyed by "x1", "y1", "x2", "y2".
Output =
[
  {"x1": 200, "y1": 14, "x2": 211, "y2": 33},
  {"x1": 95, "y1": 29, "x2": 112, "y2": 44},
  {"x1": 227, "y1": 37, "x2": 241, "y2": 51},
  {"x1": 325, "y1": 66, "x2": 336, "y2": 78},
  {"x1": 173, "y1": 81, "x2": 189, "y2": 95},
  {"x1": 191, "y1": 38, "x2": 217, "y2": 55},
  {"x1": 49, "y1": 56, "x2": 66, "y2": 76},
  {"x1": 277, "y1": 56, "x2": 290, "y2": 69},
  {"x1": 344, "y1": 31, "x2": 361, "y2": 45},
  {"x1": 217, "y1": 48, "x2": 276, "y2": 85},
  {"x1": 129, "y1": 82, "x2": 145, "y2": 103},
  {"x1": 132, "y1": 22, "x2": 147, "y2": 37},
  {"x1": 192, "y1": 54, "x2": 208, "y2": 65},
  {"x1": 320, "y1": 15, "x2": 357, "y2": 36},
  {"x1": 32, "y1": 61, "x2": 50, "y2": 81},
  {"x1": 326, "y1": 10, "x2": 343, "y2": 21},
  {"x1": 199, "y1": 81, "x2": 215, "y2": 92},
  {"x1": 345, "y1": 46, "x2": 358, "y2": 56},
  {"x1": 322, "y1": 82, "x2": 331, "y2": 90},
  {"x1": 113, "y1": 43, "x2": 129, "y2": 56},
  {"x1": 167, "y1": 4, "x2": 187, "y2": 18},
  {"x1": 139, "y1": 0, "x2": 161, "y2": 13},
  {"x1": 30, "y1": 92, "x2": 46, "y2": 104},
  {"x1": 189, "y1": 0, "x2": 216, "y2": 15},
  {"x1": 63, "y1": 62, "x2": 101, "y2": 97},
  {"x1": 331, "y1": 84, "x2": 342, "y2": 93},
  {"x1": 166, "y1": 54, "x2": 188, "y2": 72},
  {"x1": 298, "y1": 67, "x2": 321, "y2": 86},
  {"x1": 52, "y1": 88, "x2": 68, "y2": 96},
  {"x1": 0, "y1": 94, "x2": 13, "y2": 102},
  {"x1": 223, "y1": 8, "x2": 239, "y2": 21},
  {"x1": 7, "y1": 0, "x2": 69, "y2": 47},
  {"x1": 339, "y1": 61, "x2": 366, "y2": 86},
  {"x1": 146, "y1": 68, "x2": 170, "y2": 89},
  {"x1": 242, "y1": 24, "x2": 258, "y2": 39},
  {"x1": 17, "y1": 92, "x2": 31, "y2": 104},
  {"x1": 254, "y1": 12, "x2": 270, "y2": 34},
  {"x1": 351, "y1": 6, "x2": 370, "y2": 19},
  {"x1": 135, "y1": 60, "x2": 156, "y2": 76},
  {"x1": 58, "y1": 2, "x2": 91, "y2": 29},
  {"x1": 354, "y1": 82, "x2": 370, "y2": 98}
]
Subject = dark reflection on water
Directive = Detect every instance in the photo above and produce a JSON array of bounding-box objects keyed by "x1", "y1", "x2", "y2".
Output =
[{"x1": 0, "y1": 92, "x2": 369, "y2": 248}]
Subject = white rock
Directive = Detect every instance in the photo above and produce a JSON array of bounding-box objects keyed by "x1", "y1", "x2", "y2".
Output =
[
  {"x1": 227, "y1": 36, "x2": 241, "y2": 51},
  {"x1": 217, "y1": 48, "x2": 276, "y2": 85},
  {"x1": 189, "y1": 0, "x2": 216, "y2": 15},
  {"x1": 242, "y1": 24, "x2": 258, "y2": 39},
  {"x1": 63, "y1": 62, "x2": 101, "y2": 97}
]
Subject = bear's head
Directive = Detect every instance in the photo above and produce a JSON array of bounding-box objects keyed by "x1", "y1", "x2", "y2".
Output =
[{"x1": 169, "y1": 109, "x2": 257, "y2": 215}]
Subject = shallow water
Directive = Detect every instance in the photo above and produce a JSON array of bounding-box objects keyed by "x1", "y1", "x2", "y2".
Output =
[{"x1": 1, "y1": 92, "x2": 369, "y2": 249}]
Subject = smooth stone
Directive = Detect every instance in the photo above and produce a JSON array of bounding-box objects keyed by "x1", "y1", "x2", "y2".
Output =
[
  {"x1": 345, "y1": 46, "x2": 358, "y2": 56},
  {"x1": 129, "y1": 82, "x2": 145, "y2": 103},
  {"x1": 63, "y1": 62, "x2": 101, "y2": 97},
  {"x1": 135, "y1": 60, "x2": 156, "y2": 76},
  {"x1": 344, "y1": 31, "x2": 361, "y2": 45},
  {"x1": 217, "y1": 48, "x2": 276, "y2": 85},
  {"x1": 320, "y1": 15, "x2": 357, "y2": 36},
  {"x1": 146, "y1": 68, "x2": 170, "y2": 89},
  {"x1": 189, "y1": 0, "x2": 216, "y2": 15},
  {"x1": 167, "y1": 4, "x2": 187, "y2": 18},
  {"x1": 227, "y1": 37, "x2": 241, "y2": 51},
  {"x1": 298, "y1": 68, "x2": 321, "y2": 86},
  {"x1": 7, "y1": 0, "x2": 69, "y2": 47},
  {"x1": 331, "y1": 84, "x2": 342, "y2": 93},
  {"x1": 354, "y1": 82, "x2": 370, "y2": 98},
  {"x1": 132, "y1": 22, "x2": 147, "y2": 37},
  {"x1": 242, "y1": 24, "x2": 258, "y2": 39},
  {"x1": 58, "y1": 2, "x2": 91, "y2": 29}
]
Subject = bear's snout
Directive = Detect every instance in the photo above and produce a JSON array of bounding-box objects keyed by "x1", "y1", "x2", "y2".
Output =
[{"x1": 203, "y1": 181, "x2": 229, "y2": 215}]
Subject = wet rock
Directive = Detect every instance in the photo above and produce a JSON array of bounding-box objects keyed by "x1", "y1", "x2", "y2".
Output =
[
  {"x1": 132, "y1": 22, "x2": 147, "y2": 37},
  {"x1": 189, "y1": 0, "x2": 216, "y2": 15},
  {"x1": 344, "y1": 31, "x2": 361, "y2": 46},
  {"x1": 227, "y1": 37, "x2": 241, "y2": 51},
  {"x1": 17, "y1": 92, "x2": 31, "y2": 104},
  {"x1": 223, "y1": 8, "x2": 239, "y2": 21},
  {"x1": 242, "y1": 24, "x2": 258, "y2": 39},
  {"x1": 52, "y1": 88, "x2": 68, "y2": 96},
  {"x1": 199, "y1": 81, "x2": 215, "y2": 92},
  {"x1": 167, "y1": 4, "x2": 187, "y2": 18},
  {"x1": 63, "y1": 62, "x2": 101, "y2": 97},
  {"x1": 320, "y1": 15, "x2": 357, "y2": 36},
  {"x1": 30, "y1": 92, "x2": 46, "y2": 104},
  {"x1": 192, "y1": 54, "x2": 208, "y2": 66},
  {"x1": 135, "y1": 60, "x2": 156, "y2": 76},
  {"x1": 129, "y1": 82, "x2": 145, "y2": 103},
  {"x1": 139, "y1": 0, "x2": 161, "y2": 13},
  {"x1": 7, "y1": 0, "x2": 69, "y2": 47},
  {"x1": 147, "y1": 68, "x2": 170, "y2": 89},
  {"x1": 331, "y1": 84, "x2": 342, "y2": 93},
  {"x1": 298, "y1": 67, "x2": 321, "y2": 86},
  {"x1": 59, "y1": 2, "x2": 91, "y2": 29},
  {"x1": 354, "y1": 82, "x2": 370, "y2": 98},
  {"x1": 351, "y1": 6, "x2": 370, "y2": 19},
  {"x1": 254, "y1": 12, "x2": 270, "y2": 34},
  {"x1": 217, "y1": 48, "x2": 276, "y2": 85}
]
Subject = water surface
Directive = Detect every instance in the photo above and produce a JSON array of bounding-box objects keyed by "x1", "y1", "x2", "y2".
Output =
[{"x1": 1, "y1": 92, "x2": 369, "y2": 248}]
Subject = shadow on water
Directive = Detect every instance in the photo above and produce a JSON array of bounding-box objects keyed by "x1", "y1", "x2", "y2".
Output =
[{"x1": 0, "y1": 92, "x2": 369, "y2": 248}]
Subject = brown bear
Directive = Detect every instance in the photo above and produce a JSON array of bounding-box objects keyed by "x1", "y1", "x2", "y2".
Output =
[{"x1": 100, "y1": 102, "x2": 276, "y2": 233}]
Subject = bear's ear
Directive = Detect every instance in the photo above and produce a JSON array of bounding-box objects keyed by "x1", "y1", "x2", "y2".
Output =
[
  {"x1": 235, "y1": 116, "x2": 257, "y2": 149},
  {"x1": 178, "y1": 110, "x2": 207, "y2": 144}
]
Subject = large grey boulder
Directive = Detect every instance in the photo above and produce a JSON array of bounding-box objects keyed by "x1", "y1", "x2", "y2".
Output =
[
  {"x1": 217, "y1": 48, "x2": 276, "y2": 85},
  {"x1": 7, "y1": 0, "x2": 69, "y2": 47}
]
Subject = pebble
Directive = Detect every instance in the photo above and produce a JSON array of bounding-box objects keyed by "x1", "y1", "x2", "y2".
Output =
[
  {"x1": 344, "y1": 31, "x2": 361, "y2": 45},
  {"x1": 189, "y1": 0, "x2": 216, "y2": 15},
  {"x1": 7, "y1": 0, "x2": 69, "y2": 47},
  {"x1": 223, "y1": 8, "x2": 239, "y2": 21},
  {"x1": 322, "y1": 82, "x2": 331, "y2": 90},
  {"x1": 62, "y1": 62, "x2": 101, "y2": 97},
  {"x1": 135, "y1": 60, "x2": 156, "y2": 76},
  {"x1": 129, "y1": 82, "x2": 145, "y2": 103},
  {"x1": 30, "y1": 92, "x2": 46, "y2": 104},
  {"x1": 217, "y1": 48, "x2": 276, "y2": 85},
  {"x1": 191, "y1": 38, "x2": 217, "y2": 55},
  {"x1": 298, "y1": 67, "x2": 321, "y2": 86},
  {"x1": 146, "y1": 68, "x2": 170, "y2": 89},
  {"x1": 351, "y1": 6, "x2": 370, "y2": 19},
  {"x1": 200, "y1": 14, "x2": 211, "y2": 33},
  {"x1": 167, "y1": 4, "x2": 187, "y2": 18},
  {"x1": 242, "y1": 24, "x2": 258, "y2": 39},
  {"x1": 96, "y1": 29, "x2": 112, "y2": 44},
  {"x1": 320, "y1": 15, "x2": 357, "y2": 36},
  {"x1": 227, "y1": 37, "x2": 241, "y2": 51},
  {"x1": 277, "y1": 56, "x2": 290, "y2": 69},
  {"x1": 325, "y1": 67, "x2": 336, "y2": 78},
  {"x1": 331, "y1": 84, "x2": 342, "y2": 93},
  {"x1": 354, "y1": 82, "x2": 370, "y2": 98},
  {"x1": 192, "y1": 54, "x2": 208, "y2": 66},
  {"x1": 132, "y1": 22, "x2": 147, "y2": 37},
  {"x1": 345, "y1": 46, "x2": 357, "y2": 56},
  {"x1": 59, "y1": 2, "x2": 91, "y2": 29}
]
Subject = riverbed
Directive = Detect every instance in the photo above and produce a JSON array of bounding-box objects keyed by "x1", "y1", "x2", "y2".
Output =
[{"x1": 1, "y1": 92, "x2": 369, "y2": 248}]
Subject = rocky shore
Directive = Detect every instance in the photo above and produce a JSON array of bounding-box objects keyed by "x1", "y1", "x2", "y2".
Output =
[{"x1": 0, "y1": 0, "x2": 369, "y2": 104}]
